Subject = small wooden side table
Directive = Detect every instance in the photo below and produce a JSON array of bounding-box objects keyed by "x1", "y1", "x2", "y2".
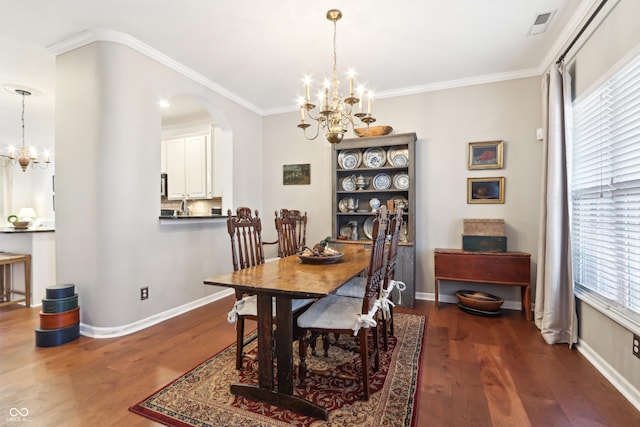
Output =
[
  {"x1": 0, "y1": 252, "x2": 31, "y2": 308},
  {"x1": 434, "y1": 248, "x2": 532, "y2": 320}
]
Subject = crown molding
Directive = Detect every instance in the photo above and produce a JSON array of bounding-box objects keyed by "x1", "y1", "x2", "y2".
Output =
[
  {"x1": 265, "y1": 67, "x2": 542, "y2": 116},
  {"x1": 47, "y1": 29, "x2": 264, "y2": 116}
]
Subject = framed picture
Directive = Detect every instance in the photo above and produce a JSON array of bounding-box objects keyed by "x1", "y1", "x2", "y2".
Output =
[
  {"x1": 467, "y1": 177, "x2": 505, "y2": 204},
  {"x1": 283, "y1": 164, "x2": 311, "y2": 185},
  {"x1": 468, "y1": 140, "x2": 504, "y2": 169}
]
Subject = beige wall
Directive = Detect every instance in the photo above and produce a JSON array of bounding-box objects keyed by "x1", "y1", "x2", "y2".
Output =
[
  {"x1": 55, "y1": 41, "x2": 263, "y2": 328},
  {"x1": 263, "y1": 76, "x2": 543, "y2": 303}
]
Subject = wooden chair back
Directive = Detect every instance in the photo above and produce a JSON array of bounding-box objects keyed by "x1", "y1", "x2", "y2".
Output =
[
  {"x1": 287, "y1": 209, "x2": 307, "y2": 249},
  {"x1": 362, "y1": 206, "x2": 389, "y2": 314},
  {"x1": 384, "y1": 208, "x2": 403, "y2": 284},
  {"x1": 274, "y1": 210, "x2": 299, "y2": 258},
  {"x1": 226, "y1": 207, "x2": 265, "y2": 271}
]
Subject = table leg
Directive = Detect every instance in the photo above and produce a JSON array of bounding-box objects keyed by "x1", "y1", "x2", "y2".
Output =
[
  {"x1": 256, "y1": 293, "x2": 274, "y2": 390},
  {"x1": 435, "y1": 278, "x2": 440, "y2": 309},
  {"x1": 275, "y1": 296, "x2": 293, "y2": 395},
  {"x1": 229, "y1": 294, "x2": 329, "y2": 420}
]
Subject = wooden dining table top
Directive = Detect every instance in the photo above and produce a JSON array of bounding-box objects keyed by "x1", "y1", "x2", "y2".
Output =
[{"x1": 204, "y1": 244, "x2": 370, "y2": 297}]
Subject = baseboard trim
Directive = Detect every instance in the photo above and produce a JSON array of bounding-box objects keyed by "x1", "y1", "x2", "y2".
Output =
[
  {"x1": 576, "y1": 339, "x2": 640, "y2": 412},
  {"x1": 79, "y1": 289, "x2": 234, "y2": 339},
  {"x1": 416, "y1": 291, "x2": 525, "y2": 311}
]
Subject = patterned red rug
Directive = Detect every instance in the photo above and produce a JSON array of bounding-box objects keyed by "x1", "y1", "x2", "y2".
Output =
[{"x1": 130, "y1": 313, "x2": 425, "y2": 426}]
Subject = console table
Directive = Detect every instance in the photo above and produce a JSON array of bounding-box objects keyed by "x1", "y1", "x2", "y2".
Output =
[
  {"x1": 0, "y1": 252, "x2": 31, "y2": 308},
  {"x1": 434, "y1": 248, "x2": 532, "y2": 320}
]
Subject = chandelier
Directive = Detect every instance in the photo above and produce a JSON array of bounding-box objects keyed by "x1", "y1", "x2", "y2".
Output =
[
  {"x1": 1, "y1": 87, "x2": 51, "y2": 172},
  {"x1": 297, "y1": 9, "x2": 376, "y2": 144}
]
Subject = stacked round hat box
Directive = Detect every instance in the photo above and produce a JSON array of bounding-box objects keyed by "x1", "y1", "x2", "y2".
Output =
[{"x1": 35, "y1": 284, "x2": 80, "y2": 347}]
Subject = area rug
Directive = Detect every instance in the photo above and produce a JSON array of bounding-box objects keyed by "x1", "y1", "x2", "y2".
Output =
[{"x1": 130, "y1": 312, "x2": 425, "y2": 426}]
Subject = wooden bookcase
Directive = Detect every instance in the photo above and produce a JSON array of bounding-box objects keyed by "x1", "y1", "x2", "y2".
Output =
[{"x1": 330, "y1": 132, "x2": 417, "y2": 307}]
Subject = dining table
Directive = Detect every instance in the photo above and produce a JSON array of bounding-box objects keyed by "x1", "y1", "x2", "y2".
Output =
[{"x1": 203, "y1": 244, "x2": 370, "y2": 420}]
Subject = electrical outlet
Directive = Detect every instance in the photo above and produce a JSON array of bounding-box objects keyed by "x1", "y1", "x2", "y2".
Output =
[
  {"x1": 633, "y1": 334, "x2": 640, "y2": 359},
  {"x1": 140, "y1": 286, "x2": 149, "y2": 300}
]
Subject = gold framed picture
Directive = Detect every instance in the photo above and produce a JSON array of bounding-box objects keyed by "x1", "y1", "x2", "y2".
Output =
[
  {"x1": 467, "y1": 177, "x2": 505, "y2": 204},
  {"x1": 468, "y1": 140, "x2": 504, "y2": 169}
]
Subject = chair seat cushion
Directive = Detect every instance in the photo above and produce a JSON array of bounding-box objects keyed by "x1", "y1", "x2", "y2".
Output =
[
  {"x1": 296, "y1": 294, "x2": 363, "y2": 330},
  {"x1": 334, "y1": 276, "x2": 366, "y2": 298},
  {"x1": 234, "y1": 295, "x2": 315, "y2": 317}
]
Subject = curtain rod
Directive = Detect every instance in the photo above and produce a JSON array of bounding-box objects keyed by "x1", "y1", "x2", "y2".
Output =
[{"x1": 556, "y1": 0, "x2": 609, "y2": 64}]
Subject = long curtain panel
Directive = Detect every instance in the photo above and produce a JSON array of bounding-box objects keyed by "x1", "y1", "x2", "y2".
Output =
[{"x1": 535, "y1": 63, "x2": 578, "y2": 346}]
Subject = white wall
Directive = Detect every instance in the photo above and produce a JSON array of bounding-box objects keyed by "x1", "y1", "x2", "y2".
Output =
[
  {"x1": 54, "y1": 41, "x2": 262, "y2": 328},
  {"x1": 263, "y1": 77, "x2": 543, "y2": 303}
]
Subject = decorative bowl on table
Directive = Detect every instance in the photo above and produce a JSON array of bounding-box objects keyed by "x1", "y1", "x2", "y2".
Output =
[
  {"x1": 456, "y1": 290, "x2": 504, "y2": 313},
  {"x1": 297, "y1": 251, "x2": 344, "y2": 264},
  {"x1": 12, "y1": 221, "x2": 30, "y2": 229}
]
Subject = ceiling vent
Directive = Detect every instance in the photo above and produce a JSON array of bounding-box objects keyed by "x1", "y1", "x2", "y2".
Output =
[{"x1": 528, "y1": 10, "x2": 556, "y2": 36}]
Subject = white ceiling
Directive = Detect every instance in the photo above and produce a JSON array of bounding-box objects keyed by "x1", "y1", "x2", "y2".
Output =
[{"x1": 0, "y1": 0, "x2": 591, "y2": 121}]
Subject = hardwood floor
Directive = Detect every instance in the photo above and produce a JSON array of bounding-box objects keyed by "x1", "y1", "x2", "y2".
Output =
[{"x1": 1, "y1": 297, "x2": 638, "y2": 426}]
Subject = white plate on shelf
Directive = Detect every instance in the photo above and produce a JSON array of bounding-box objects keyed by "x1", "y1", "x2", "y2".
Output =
[
  {"x1": 393, "y1": 173, "x2": 410, "y2": 189},
  {"x1": 363, "y1": 147, "x2": 387, "y2": 168},
  {"x1": 387, "y1": 147, "x2": 408, "y2": 165},
  {"x1": 338, "y1": 149, "x2": 362, "y2": 169},
  {"x1": 391, "y1": 154, "x2": 408, "y2": 167},
  {"x1": 341, "y1": 176, "x2": 356, "y2": 191},
  {"x1": 373, "y1": 173, "x2": 391, "y2": 190}
]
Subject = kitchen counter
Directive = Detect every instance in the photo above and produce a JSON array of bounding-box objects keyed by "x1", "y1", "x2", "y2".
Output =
[
  {"x1": 158, "y1": 214, "x2": 227, "y2": 220},
  {"x1": 0, "y1": 227, "x2": 55, "y2": 234},
  {"x1": 159, "y1": 214, "x2": 227, "y2": 224}
]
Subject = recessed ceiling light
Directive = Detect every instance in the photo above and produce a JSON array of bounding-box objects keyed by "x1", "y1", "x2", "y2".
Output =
[{"x1": 158, "y1": 100, "x2": 171, "y2": 108}]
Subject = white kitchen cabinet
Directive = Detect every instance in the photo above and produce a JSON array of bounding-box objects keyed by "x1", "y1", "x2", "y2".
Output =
[{"x1": 165, "y1": 134, "x2": 211, "y2": 200}]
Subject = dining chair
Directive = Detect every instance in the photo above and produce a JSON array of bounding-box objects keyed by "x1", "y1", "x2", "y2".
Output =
[
  {"x1": 333, "y1": 207, "x2": 405, "y2": 351},
  {"x1": 296, "y1": 206, "x2": 389, "y2": 401},
  {"x1": 226, "y1": 207, "x2": 314, "y2": 370},
  {"x1": 262, "y1": 208, "x2": 308, "y2": 258}
]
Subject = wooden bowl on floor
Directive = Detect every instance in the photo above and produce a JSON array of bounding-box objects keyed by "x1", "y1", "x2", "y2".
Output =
[{"x1": 456, "y1": 290, "x2": 504, "y2": 312}]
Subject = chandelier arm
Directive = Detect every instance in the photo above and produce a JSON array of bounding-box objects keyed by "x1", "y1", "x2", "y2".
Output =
[{"x1": 302, "y1": 120, "x2": 322, "y2": 141}]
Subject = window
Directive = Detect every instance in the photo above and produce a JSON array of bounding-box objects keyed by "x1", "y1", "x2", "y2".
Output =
[{"x1": 571, "y1": 51, "x2": 640, "y2": 324}]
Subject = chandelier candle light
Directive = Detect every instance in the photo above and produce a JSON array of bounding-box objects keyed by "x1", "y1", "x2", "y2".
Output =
[
  {"x1": 297, "y1": 9, "x2": 376, "y2": 144},
  {"x1": 1, "y1": 87, "x2": 51, "y2": 172}
]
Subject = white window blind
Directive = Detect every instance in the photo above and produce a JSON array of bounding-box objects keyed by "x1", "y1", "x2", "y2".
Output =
[{"x1": 571, "y1": 51, "x2": 640, "y2": 322}]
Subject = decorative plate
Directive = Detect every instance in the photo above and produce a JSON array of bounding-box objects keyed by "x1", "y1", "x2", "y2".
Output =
[
  {"x1": 338, "y1": 149, "x2": 362, "y2": 169},
  {"x1": 363, "y1": 147, "x2": 387, "y2": 168},
  {"x1": 338, "y1": 198, "x2": 352, "y2": 213},
  {"x1": 341, "y1": 176, "x2": 356, "y2": 191},
  {"x1": 391, "y1": 154, "x2": 408, "y2": 167},
  {"x1": 373, "y1": 173, "x2": 391, "y2": 190},
  {"x1": 393, "y1": 173, "x2": 410, "y2": 189},
  {"x1": 363, "y1": 216, "x2": 375, "y2": 239},
  {"x1": 387, "y1": 147, "x2": 409, "y2": 165},
  {"x1": 297, "y1": 252, "x2": 345, "y2": 264}
]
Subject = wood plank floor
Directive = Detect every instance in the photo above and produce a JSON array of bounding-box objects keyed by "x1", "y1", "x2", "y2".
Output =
[{"x1": 1, "y1": 297, "x2": 638, "y2": 426}]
